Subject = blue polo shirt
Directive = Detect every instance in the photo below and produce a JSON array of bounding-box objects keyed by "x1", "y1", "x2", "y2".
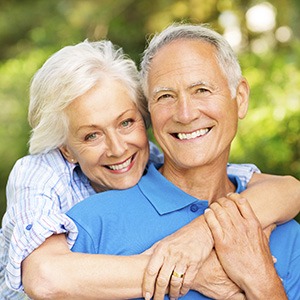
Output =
[{"x1": 67, "y1": 163, "x2": 300, "y2": 299}]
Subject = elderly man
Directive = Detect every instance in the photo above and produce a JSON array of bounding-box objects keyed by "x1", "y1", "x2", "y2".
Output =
[{"x1": 65, "y1": 23, "x2": 300, "y2": 300}]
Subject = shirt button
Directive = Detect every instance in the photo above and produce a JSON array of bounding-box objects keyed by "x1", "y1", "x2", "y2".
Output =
[
  {"x1": 190, "y1": 204, "x2": 199, "y2": 212},
  {"x1": 25, "y1": 224, "x2": 32, "y2": 230}
]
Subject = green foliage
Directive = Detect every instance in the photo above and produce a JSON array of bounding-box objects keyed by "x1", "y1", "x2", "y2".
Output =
[
  {"x1": 0, "y1": 0, "x2": 299, "y2": 223},
  {"x1": 231, "y1": 42, "x2": 300, "y2": 179}
]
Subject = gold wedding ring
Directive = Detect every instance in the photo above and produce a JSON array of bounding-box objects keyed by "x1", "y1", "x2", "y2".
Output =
[{"x1": 172, "y1": 271, "x2": 184, "y2": 278}]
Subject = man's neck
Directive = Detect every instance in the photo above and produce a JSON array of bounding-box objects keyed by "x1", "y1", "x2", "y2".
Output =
[{"x1": 160, "y1": 161, "x2": 236, "y2": 203}]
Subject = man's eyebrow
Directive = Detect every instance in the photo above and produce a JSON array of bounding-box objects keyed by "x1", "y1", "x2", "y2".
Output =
[
  {"x1": 152, "y1": 86, "x2": 174, "y2": 96},
  {"x1": 189, "y1": 81, "x2": 210, "y2": 88}
]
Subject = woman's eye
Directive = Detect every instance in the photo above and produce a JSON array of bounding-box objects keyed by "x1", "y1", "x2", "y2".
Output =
[
  {"x1": 85, "y1": 133, "x2": 97, "y2": 141},
  {"x1": 121, "y1": 119, "x2": 133, "y2": 128}
]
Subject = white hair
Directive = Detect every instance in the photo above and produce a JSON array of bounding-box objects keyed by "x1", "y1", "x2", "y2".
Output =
[
  {"x1": 28, "y1": 40, "x2": 149, "y2": 154},
  {"x1": 140, "y1": 23, "x2": 242, "y2": 99}
]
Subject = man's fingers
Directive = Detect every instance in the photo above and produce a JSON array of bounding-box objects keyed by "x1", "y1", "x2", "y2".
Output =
[
  {"x1": 204, "y1": 208, "x2": 224, "y2": 241},
  {"x1": 143, "y1": 251, "x2": 164, "y2": 300},
  {"x1": 179, "y1": 264, "x2": 198, "y2": 296},
  {"x1": 152, "y1": 258, "x2": 176, "y2": 300},
  {"x1": 226, "y1": 193, "x2": 258, "y2": 221}
]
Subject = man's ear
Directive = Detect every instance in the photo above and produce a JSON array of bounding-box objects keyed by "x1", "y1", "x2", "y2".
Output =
[
  {"x1": 236, "y1": 77, "x2": 250, "y2": 120},
  {"x1": 59, "y1": 145, "x2": 77, "y2": 163}
]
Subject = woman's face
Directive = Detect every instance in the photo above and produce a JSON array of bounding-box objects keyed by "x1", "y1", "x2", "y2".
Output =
[{"x1": 60, "y1": 78, "x2": 149, "y2": 192}]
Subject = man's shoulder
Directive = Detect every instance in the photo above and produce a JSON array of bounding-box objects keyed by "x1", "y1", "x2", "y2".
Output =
[
  {"x1": 67, "y1": 185, "x2": 141, "y2": 216},
  {"x1": 271, "y1": 220, "x2": 300, "y2": 252},
  {"x1": 275, "y1": 219, "x2": 300, "y2": 235}
]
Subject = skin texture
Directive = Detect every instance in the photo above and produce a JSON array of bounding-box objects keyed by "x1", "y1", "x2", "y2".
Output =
[
  {"x1": 148, "y1": 40, "x2": 249, "y2": 185},
  {"x1": 145, "y1": 39, "x2": 248, "y2": 299},
  {"x1": 144, "y1": 38, "x2": 288, "y2": 299},
  {"x1": 204, "y1": 194, "x2": 287, "y2": 300},
  {"x1": 21, "y1": 39, "x2": 300, "y2": 299},
  {"x1": 59, "y1": 79, "x2": 149, "y2": 192}
]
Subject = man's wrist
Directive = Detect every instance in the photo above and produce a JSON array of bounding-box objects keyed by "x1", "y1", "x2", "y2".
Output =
[
  {"x1": 197, "y1": 215, "x2": 214, "y2": 248},
  {"x1": 241, "y1": 269, "x2": 286, "y2": 300}
]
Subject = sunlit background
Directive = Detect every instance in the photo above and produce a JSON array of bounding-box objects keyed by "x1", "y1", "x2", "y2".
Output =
[{"x1": 0, "y1": 0, "x2": 299, "y2": 222}]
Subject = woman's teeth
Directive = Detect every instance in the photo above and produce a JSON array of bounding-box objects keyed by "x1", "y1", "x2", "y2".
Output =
[
  {"x1": 108, "y1": 157, "x2": 132, "y2": 171},
  {"x1": 177, "y1": 128, "x2": 209, "y2": 140}
]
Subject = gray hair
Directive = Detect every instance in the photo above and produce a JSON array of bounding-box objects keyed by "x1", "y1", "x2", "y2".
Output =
[
  {"x1": 140, "y1": 23, "x2": 242, "y2": 99},
  {"x1": 28, "y1": 40, "x2": 149, "y2": 154}
]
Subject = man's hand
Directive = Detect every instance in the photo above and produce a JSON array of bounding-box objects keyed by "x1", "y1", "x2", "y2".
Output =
[
  {"x1": 204, "y1": 193, "x2": 287, "y2": 300},
  {"x1": 193, "y1": 250, "x2": 245, "y2": 300},
  {"x1": 143, "y1": 215, "x2": 213, "y2": 300}
]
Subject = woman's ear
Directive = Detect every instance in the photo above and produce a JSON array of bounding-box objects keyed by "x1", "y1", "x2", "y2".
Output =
[
  {"x1": 59, "y1": 145, "x2": 77, "y2": 163},
  {"x1": 236, "y1": 77, "x2": 250, "y2": 120}
]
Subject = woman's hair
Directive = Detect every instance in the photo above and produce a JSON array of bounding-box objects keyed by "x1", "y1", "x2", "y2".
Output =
[
  {"x1": 28, "y1": 40, "x2": 149, "y2": 154},
  {"x1": 140, "y1": 23, "x2": 242, "y2": 99}
]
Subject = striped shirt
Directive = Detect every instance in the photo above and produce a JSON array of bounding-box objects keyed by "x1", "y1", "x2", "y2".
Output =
[{"x1": 0, "y1": 144, "x2": 259, "y2": 299}]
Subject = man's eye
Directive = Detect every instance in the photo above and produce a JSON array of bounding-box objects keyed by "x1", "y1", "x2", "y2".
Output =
[
  {"x1": 196, "y1": 87, "x2": 210, "y2": 94},
  {"x1": 157, "y1": 94, "x2": 173, "y2": 101}
]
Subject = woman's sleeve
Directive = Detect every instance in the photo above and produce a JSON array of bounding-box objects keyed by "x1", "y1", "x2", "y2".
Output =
[
  {"x1": 1, "y1": 159, "x2": 78, "y2": 292},
  {"x1": 227, "y1": 163, "x2": 261, "y2": 188}
]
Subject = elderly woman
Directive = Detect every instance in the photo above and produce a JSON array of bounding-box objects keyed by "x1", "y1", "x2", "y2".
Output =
[{"x1": 0, "y1": 39, "x2": 299, "y2": 300}]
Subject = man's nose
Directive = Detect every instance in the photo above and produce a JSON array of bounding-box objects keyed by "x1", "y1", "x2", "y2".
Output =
[{"x1": 173, "y1": 94, "x2": 200, "y2": 124}]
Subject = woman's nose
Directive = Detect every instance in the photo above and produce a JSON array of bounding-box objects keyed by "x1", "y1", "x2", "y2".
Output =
[{"x1": 105, "y1": 133, "x2": 128, "y2": 157}]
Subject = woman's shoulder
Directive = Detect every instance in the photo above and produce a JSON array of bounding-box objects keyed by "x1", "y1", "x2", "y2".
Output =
[{"x1": 8, "y1": 149, "x2": 70, "y2": 185}]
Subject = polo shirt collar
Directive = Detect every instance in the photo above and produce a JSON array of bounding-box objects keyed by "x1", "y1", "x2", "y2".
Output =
[
  {"x1": 139, "y1": 163, "x2": 245, "y2": 216},
  {"x1": 139, "y1": 163, "x2": 208, "y2": 215}
]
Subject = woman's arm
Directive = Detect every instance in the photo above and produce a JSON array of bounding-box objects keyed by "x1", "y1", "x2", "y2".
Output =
[
  {"x1": 22, "y1": 234, "x2": 150, "y2": 300},
  {"x1": 22, "y1": 233, "x2": 241, "y2": 300},
  {"x1": 243, "y1": 173, "x2": 300, "y2": 227},
  {"x1": 23, "y1": 174, "x2": 300, "y2": 300}
]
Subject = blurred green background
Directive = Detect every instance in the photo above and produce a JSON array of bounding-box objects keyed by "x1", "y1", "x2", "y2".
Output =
[{"x1": 0, "y1": 0, "x2": 299, "y2": 223}]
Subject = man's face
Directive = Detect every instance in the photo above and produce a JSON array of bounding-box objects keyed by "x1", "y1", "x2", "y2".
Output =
[{"x1": 147, "y1": 39, "x2": 248, "y2": 170}]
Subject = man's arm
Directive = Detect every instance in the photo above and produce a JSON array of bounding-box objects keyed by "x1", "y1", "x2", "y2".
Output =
[
  {"x1": 204, "y1": 195, "x2": 288, "y2": 300},
  {"x1": 191, "y1": 250, "x2": 245, "y2": 300},
  {"x1": 143, "y1": 174, "x2": 300, "y2": 299},
  {"x1": 23, "y1": 174, "x2": 300, "y2": 300}
]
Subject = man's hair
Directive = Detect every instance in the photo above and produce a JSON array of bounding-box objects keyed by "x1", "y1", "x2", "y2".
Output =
[
  {"x1": 140, "y1": 23, "x2": 242, "y2": 99},
  {"x1": 28, "y1": 40, "x2": 149, "y2": 154}
]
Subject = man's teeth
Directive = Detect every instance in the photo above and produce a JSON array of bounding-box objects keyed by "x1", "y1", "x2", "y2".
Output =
[
  {"x1": 108, "y1": 157, "x2": 131, "y2": 170},
  {"x1": 177, "y1": 128, "x2": 209, "y2": 140}
]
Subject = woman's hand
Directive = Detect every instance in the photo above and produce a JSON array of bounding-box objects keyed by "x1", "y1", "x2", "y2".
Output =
[{"x1": 142, "y1": 215, "x2": 213, "y2": 300}]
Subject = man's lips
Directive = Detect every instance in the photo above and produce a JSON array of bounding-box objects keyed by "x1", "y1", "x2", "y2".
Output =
[{"x1": 173, "y1": 127, "x2": 211, "y2": 140}]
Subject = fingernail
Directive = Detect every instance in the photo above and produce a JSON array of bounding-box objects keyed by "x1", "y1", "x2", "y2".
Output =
[
  {"x1": 204, "y1": 208, "x2": 211, "y2": 214},
  {"x1": 226, "y1": 192, "x2": 233, "y2": 197},
  {"x1": 145, "y1": 292, "x2": 151, "y2": 300}
]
